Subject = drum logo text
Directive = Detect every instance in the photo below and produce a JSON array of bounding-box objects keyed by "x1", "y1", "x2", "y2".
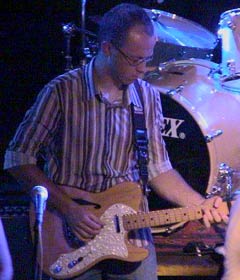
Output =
[{"x1": 161, "y1": 117, "x2": 185, "y2": 139}]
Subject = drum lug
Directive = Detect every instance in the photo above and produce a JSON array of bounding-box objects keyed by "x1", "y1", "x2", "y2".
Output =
[
  {"x1": 209, "y1": 65, "x2": 221, "y2": 78},
  {"x1": 225, "y1": 60, "x2": 236, "y2": 76},
  {"x1": 205, "y1": 129, "x2": 223, "y2": 143},
  {"x1": 224, "y1": 19, "x2": 236, "y2": 31},
  {"x1": 166, "y1": 84, "x2": 184, "y2": 96}
]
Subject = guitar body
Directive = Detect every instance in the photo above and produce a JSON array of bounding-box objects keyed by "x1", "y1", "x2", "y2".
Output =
[{"x1": 30, "y1": 182, "x2": 149, "y2": 279}]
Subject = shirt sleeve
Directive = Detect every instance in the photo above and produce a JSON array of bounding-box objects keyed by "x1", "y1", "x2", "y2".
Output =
[
  {"x1": 4, "y1": 84, "x2": 61, "y2": 169},
  {"x1": 141, "y1": 81, "x2": 173, "y2": 180}
]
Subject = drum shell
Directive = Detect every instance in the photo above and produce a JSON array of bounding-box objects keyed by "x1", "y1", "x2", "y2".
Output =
[{"x1": 147, "y1": 59, "x2": 240, "y2": 195}]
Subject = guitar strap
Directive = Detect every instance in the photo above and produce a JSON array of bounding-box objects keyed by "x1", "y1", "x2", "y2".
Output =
[{"x1": 131, "y1": 80, "x2": 150, "y2": 196}]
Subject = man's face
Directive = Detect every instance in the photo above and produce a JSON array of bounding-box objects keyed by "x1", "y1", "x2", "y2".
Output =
[{"x1": 109, "y1": 25, "x2": 156, "y2": 86}]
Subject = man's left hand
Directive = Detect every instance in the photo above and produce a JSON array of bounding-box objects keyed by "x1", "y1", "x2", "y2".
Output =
[{"x1": 201, "y1": 196, "x2": 229, "y2": 228}]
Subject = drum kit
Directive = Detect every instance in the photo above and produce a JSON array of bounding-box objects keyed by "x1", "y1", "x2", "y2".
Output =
[
  {"x1": 62, "y1": 7, "x2": 240, "y2": 199},
  {"x1": 143, "y1": 8, "x2": 240, "y2": 200}
]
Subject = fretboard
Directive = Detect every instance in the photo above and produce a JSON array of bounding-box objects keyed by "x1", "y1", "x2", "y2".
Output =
[{"x1": 122, "y1": 206, "x2": 203, "y2": 231}]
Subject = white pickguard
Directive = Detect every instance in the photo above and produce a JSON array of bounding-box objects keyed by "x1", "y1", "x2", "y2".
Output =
[{"x1": 50, "y1": 203, "x2": 136, "y2": 277}]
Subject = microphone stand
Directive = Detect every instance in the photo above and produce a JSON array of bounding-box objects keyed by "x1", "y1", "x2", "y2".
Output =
[
  {"x1": 31, "y1": 186, "x2": 48, "y2": 280},
  {"x1": 33, "y1": 219, "x2": 43, "y2": 280}
]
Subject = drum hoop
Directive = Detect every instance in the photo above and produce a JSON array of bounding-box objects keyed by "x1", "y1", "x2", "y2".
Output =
[
  {"x1": 160, "y1": 59, "x2": 219, "y2": 72},
  {"x1": 220, "y1": 8, "x2": 240, "y2": 20}
]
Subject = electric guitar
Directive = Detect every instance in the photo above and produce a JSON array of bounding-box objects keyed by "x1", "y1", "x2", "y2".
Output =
[{"x1": 29, "y1": 182, "x2": 229, "y2": 279}]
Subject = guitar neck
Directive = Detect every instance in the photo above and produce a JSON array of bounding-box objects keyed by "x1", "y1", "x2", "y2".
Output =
[{"x1": 122, "y1": 206, "x2": 204, "y2": 231}]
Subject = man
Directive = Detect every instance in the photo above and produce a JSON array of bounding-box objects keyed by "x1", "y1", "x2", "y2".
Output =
[{"x1": 4, "y1": 3, "x2": 228, "y2": 280}]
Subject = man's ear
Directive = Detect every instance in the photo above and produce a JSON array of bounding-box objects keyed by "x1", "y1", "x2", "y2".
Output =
[{"x1": 101, "y1": 41, "x2": 112, "y2": 56}]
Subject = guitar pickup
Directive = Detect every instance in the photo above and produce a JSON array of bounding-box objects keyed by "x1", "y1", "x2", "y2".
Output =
[{"x1": 114, "y1": 215, "x2": 121, "y2": 233}]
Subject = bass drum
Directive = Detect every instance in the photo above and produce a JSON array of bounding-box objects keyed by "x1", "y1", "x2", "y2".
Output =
[{"x1": 146, "y1": 59, "x2": 240, "y2": 209}]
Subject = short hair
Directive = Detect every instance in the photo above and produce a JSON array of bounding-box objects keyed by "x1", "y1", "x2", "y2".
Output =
[{"x1": 98, "y1": 3, "x2": 154, "y2": 48}]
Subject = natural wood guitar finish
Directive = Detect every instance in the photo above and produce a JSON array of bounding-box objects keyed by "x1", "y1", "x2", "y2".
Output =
[{"x1": 30, "y1": 182, "x2": 229, "y2": 279}]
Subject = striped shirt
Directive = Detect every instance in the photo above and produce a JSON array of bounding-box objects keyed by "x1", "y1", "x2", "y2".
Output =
[{"x1": 4, "y1": 58, "x2": 172, "y2": 190}]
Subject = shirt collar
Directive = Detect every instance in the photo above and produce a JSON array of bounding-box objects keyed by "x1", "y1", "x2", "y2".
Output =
[
  {"x1": 127, "y1": 81, "x2": 143, "y2": 109},
  {"x1": 84, "y1": 58, "x2": 143, "y2": 109},
  {"x1": 83, "y1": 58, "x2": 96, "y2": 101}
]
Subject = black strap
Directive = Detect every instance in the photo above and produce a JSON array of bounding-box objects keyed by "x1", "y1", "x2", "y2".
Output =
[{"x1": 131, "y1": 80, "x2": 150, "y2": 195}]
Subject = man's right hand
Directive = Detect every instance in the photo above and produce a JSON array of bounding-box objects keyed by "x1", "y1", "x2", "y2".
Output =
[{"x1": 63, "y1": 202, "x2": 104, "y2": 240}]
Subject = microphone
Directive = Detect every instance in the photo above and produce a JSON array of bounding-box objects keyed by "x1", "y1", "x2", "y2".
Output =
[{"x1": 31, "y1": 186, "x2": 48, "y2": 225}]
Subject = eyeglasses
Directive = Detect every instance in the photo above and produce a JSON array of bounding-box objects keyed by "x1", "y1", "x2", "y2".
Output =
[{"x1": 114, "y1": 45, "x2": 153, "y2": 66}]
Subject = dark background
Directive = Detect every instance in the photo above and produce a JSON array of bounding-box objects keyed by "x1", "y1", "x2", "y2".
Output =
[{"x1": 1, "y1": 1, "x2": 240, "y2": 279}]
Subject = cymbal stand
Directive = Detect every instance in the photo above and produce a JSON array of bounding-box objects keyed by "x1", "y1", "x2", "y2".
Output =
[
  {"x1": 62, "y1": 1, "x2": 98, "y2": 71},
  {"x1": 80, "y1": 0, "x2": 87, "y2": 66},
  {"x1": 62, "y1": 22, "x2": 97, "y2": 70}
]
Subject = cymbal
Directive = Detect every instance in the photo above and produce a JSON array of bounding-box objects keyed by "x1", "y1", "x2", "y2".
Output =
[{"x1": 146, "y1": 9, "x2": 217, "y2": 50}]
